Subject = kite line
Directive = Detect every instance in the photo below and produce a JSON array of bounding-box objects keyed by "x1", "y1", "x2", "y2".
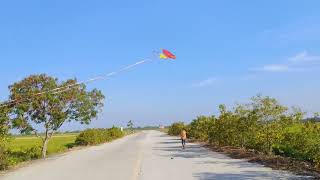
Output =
[{"x1": 0, "y1": 49, "x2": 176, "y2": 108}]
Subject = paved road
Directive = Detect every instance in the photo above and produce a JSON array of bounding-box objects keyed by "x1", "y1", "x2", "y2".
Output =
[{"x1": 1, "y1": 131, "x2": 304, "y2": 180}]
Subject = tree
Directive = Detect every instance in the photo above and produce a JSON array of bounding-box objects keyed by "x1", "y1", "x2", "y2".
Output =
[
  {"x1": 250, "y1": 95, "x2": 288, "y2": 154},
  {"x1": 127, "y1": 120, "x2": 134, "y2": 132},
  {"x1": 9, "y1": 74, "x2": 104, "y2": 158}
]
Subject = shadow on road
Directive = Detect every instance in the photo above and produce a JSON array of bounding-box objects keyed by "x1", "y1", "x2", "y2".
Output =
[
  {"x1": 193, "y1": 172, "x2": 303, "y2": 180},
  {"x1": 158, "y1": 141, "x2": 179, "y2": 144},
  {"x1": 154, "y1": 138, "x2": 227, "y2": 160},
  {"x1": 154, "y1": 135, "x2": 304, "y2": 179}
]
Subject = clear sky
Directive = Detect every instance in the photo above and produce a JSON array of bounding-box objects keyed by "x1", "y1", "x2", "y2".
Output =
[{"x1": 1, "y1": 1, "x2": 320, "y2": 130}]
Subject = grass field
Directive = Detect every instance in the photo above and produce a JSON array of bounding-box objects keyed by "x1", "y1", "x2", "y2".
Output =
[
  {"x1": 8, "y1": 134, "x2": 78, "y2": 155},
  {"x1": 4, "y1": 130, "x2": 130, "y2": 167}
]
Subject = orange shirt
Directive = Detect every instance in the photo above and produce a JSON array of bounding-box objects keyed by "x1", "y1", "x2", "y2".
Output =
[{"x1": 180, "y1": 130, "x2": 187, "y2": 139}]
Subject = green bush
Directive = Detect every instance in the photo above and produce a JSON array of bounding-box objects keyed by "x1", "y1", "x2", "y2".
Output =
[
  {"x1": 0, "y1": 107, "x2": 10, "y2": 170},
  {"x1": 106, "y1": 127, "x2": 125, "y2": 139},
  {"x1": 75, "y1": 129, "x2": 106, "y2": 146},
  {"x1": 75, "y1": 128, "x2": 125, "y2": 146},
  {"x1": 274, "y1": 123, "x2": 320, "y2": 165},
  {"x1": 0, "y1": 145, "x2": 9, "y2": 170},
  {"x1": 8, "y1": 146, "x2": 42, "y2": 165},
  {"x1": 188, "y1": 116, "x2": 215, "y2": 141},
  {"x1": 168, "y1": 95, "x2": 320, "y2": 168},
  {"x1": 168, "y1": 122, "x2": 185, "y2": 136}
]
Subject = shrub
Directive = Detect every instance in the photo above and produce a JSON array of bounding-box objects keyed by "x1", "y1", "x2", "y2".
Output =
[
  {"x1": 0, "y1": 107, "x2": 10, "y2": 170},
  {"x1": 167, "y1": 95, "x2": 320, "y2": 168},
  {"x1": 26, "y1": 146, "x2": 42, "y2": 159},
  {"x1": 106, "y1": 127, "x2": 125, "y2": 139},
  {"x1": 168, "y1": 122, "x2": 185, "y2": 136},
  {"x1": 7, "y1": 146, "x2": 42, "y2": 165},
  {"x1": 188, "y1": 116, "x2": 215, "y2": 141},
  {"x1": 0, "y1": 145, "x2": 9, "y2": 170},
  {"x1": 274, "y1": 122, "x2": 320, "y2": 164},
  {"x1": 0, "y1": 136, "x2": 10, "y2": 170},
  {"x1": 75, "y1": 129, "x2": 106, "y2": 146},
  {"x1": 75, "y1": 128, "x2": 125, "y2": 146}
]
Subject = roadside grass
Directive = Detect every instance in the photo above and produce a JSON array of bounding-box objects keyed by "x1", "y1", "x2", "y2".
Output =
[
  {"x1": 9, "y1": 130, "x2": 133, "y2": 156},
  {"x1": 4, "y1": 133, "x2": 78, "y2": 166},
  {"x1": 3, "y1": 129, "x2": 130, "y2": 169},
  {"x1": 8, "y1": 134, "x2": 78, "y2": 155}
]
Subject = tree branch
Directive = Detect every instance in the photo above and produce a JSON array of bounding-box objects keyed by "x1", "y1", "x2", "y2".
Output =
[
  {"x1": 33, "y1": 129, "x2": 44, "y2": 142},
  {"x1": 48, "y1": 130, "x2": 54, "y2": 139}
]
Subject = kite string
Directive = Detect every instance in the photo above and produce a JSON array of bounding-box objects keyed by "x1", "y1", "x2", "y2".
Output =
[
  {"x1": 51, "y1": 59, "x2": 151, "y2": 95},
  {"x1": 0, "y1": 58, "x2": 154, "y2": 107}
]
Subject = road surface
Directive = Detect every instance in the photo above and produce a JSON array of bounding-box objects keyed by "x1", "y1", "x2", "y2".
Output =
[{"x1": 1, "y1": 131, "x2": 304, "y2": 180}]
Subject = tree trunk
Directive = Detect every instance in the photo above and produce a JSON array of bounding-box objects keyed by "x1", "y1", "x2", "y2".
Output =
[{"x1": 42, "y1": 138, "x2": 49, "y2": 159}]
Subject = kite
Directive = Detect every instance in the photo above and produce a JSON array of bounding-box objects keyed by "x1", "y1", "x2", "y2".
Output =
[{"x1": 159, "y1": 49, "x2": 176, "y2": 59}]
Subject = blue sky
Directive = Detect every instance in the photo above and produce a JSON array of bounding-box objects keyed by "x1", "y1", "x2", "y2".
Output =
[{"x1": 1, "y1": 1, "x2": 320, "y2": 130}]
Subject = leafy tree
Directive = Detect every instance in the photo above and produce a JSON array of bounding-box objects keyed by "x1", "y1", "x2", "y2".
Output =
[
  {"x1": 231, "y1": 104, "x2": 258, "y2": 148},
  {"x1": 209, "y1": 104, "x2": 238, "y2": 146},
  {"x1": 249, "y1": 95, "x2": 288, "y2": 154},
  {"x1": 9, "y1": 74, "x2": 104, "y2": 158}
]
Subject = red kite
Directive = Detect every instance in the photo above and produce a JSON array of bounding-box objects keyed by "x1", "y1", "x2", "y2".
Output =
[{"x1": 159, "y1": 49, "x2": 176, "y2": 59}]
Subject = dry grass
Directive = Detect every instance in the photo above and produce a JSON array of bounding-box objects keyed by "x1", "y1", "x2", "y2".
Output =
[{"x1": 203, "y1": 143, "x2": 320, "y2": 178}]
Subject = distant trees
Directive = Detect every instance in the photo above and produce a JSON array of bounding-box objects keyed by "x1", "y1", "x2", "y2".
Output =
[
  {"x1": 8, "y1": 74, "x2": 104, "y2": 158},
  {"x1": 127, "y1": 120, "x2": 134, "y2": 132}
]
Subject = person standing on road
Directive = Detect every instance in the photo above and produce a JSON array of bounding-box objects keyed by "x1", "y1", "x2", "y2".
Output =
[{"x1": 180, "y1": 129, "x2": 187, "y2": 149}]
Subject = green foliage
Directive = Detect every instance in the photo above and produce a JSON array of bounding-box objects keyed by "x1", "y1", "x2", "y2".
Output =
[
  {"x1": 274, "y1": 122, "x2": 320, "y2": 165},
  {"x1": 188, "y1": 116, "x2": 215, "y2": 141},
  {"x1": 0, "y1": 107, "x2": 9, "y2": 138},
  {"x1": 207, "y1": 96, "x2": 297, "y2": 153},
  {"x1": 8, "y1": 74, "x2": 104, "y2": 158},
  {"x1": 168, "y1": 122, "x2": 185, "y2": 136},
  {"x1": 106, "y1": 127, "x2": 125, "y2": 139},
  {"x1": 75, "y1": 128, "x2": 124, "y2": 146},
  {"x1": 8, "y1": 146, "x2": 42, "y2": 165},
  {"x1": 0, "y1": 145, "x2": 9, "y2": 170},
  {"x1": 0, "y1": 106, "x2": 10, "y2": 170},
  {"x1": 75, "y1": 129, "x2": 106, "y2": 145},
  {"x1": 168, "y1": 95, "x2": 320, "y2": 167}
]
